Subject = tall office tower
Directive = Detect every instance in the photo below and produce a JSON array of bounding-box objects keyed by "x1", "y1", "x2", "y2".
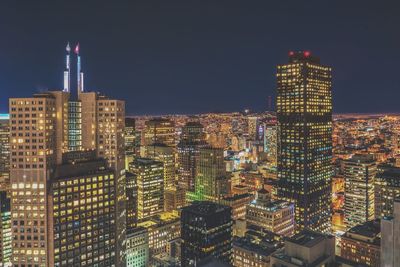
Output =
[
  {"x1": 126, "y1": 227, "x2": 149, "y2": 267},
  {"x1": 164, "y1": 185, "x2": 186, "y2": 211},
  {"x1": 145, "y1": 144, "x2": 176, "y2": 188},
  {"x1": 125, "y1": 118, "x2": 136, "y2": 168},
  {"x1": 50, "y1": 151, "x2": 116, "y2": 266},
  {"x1": 375, "y1": 164, "x2": 400, "y2": 218},
  {"x1": 143, "y1": 118, "x2": 175, "y2": 147},
  {"x1": 193, "y1": 147, "x2": 227, "y2": 201},
  {"x1": 181, "y1": 201, "x2": 233, "y2": 266},
  {"x1": 79, "y1": 93, "x2": 126, "y2": 265},
  {"x1": 129, "y1": 158, "x2": 164, "y2": 220},
  {"x1": 247, "y1": 116, "x2": 259, "y2": 140},
  {"x1": 126, "y1": 172, "x2": 138, "y2": 230},
  {"x1": 276, "y1": 51, "x2": 333, "y2": 233},
  {"x1": 67, "y1": 100, "x2": 82, "y2": 151},
  {"x1": 0, "y1": 191, "x2": 11, "y2": 266},
  {"x1": 177, "y1": 122, "x2": 207, "y2": 191},
  {"x1": 381, "y1": 199, "x2": 400, "y2": 267},
  {"x1": 9, "y1": 45, "x2": 127, "y2": 266},
  {"x1": 0, "y1": 114, "x2": 10, "y2": 187},
  {"x1": 9, "y1": 94, "x2": 59, "y2": 266},
  {"x1": 344, "y1": 154, "x2": 376, "y2": 229}
]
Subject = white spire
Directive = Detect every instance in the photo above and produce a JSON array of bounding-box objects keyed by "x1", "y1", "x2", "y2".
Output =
[{"x1": 63, "y1": 42, "x2": 71, "y2": 92}]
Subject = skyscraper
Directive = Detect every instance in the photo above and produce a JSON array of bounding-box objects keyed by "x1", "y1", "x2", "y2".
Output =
[
  {"x1": 181, "y1": 201, "x2": 233, "y2": 266},
  {"x1": 0, "y1": 114, "x2": 10, "y2": 188},
  {"x1": 344, "y1": 154, "x2": 376, "y2": 229},
  {"x1": 192, "y1": 147, "x2": 228, "y2": 201},
  {"x1": 145, "y1": 144, "x2": 176, "y2": 189},
  {"x1": 0, "y1": 191, "x2": 11, "y2": 266},
  {"x1": 177, "y1": 121, "x2": 207, "y2": 191},
  {"x1": 9, "y1": 44, "x2": 126, "y2": 266},
  {"x1": 276, "y1": 51, "x2": 332, "y2": 233},
  {"x1": 129, "y1": 158, "x2": 164, "y2": 220}
]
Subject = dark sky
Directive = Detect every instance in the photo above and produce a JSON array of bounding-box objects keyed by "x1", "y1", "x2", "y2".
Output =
[{"x1": 0, "y1": 1, "x2": 399, "y2": 115}]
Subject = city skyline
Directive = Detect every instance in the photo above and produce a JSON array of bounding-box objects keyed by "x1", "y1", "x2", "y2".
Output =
[{"x1": 1, "y1": 1, "x2": 400, "y2": 115}]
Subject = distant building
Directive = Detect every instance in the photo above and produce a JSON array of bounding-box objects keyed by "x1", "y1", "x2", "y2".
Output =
[
  {"x1": 340, "y1": 219, "x2": 381, "y2": 266},
  {"x1": 270, "y1": 230, "x2": 336, "y2": 267},
  {"x1": 125, "y1": 117, "x2": 136, "y2": 168},
  {"x1": 177, "y1": 122, "x2": 207, "y2": 191},
  {"x1": 129, "y1": 158, "x2": 164, "y2": 220},
  {"x1": 190, "y1": 147, "x2": 228, "y2": 201},
  {"x1": 276, "y1": 51, "x2": 333, "y2": 233},
  {"x1": 381, "y1": 199, "x2": 400, "y2": 267},
  {"x1": 375, "y1": 164, "x2": 400, "y2": 218},
  {"x1": 181, "y1": 201, "x2": 233, "y2": 266},
  {"x1": 126, "y1": 227, "x2": 149, "y2": 267},
  {"x1": 144, "y1": 118, "x2": 175, "y2": 147},
  {"x1": 344, "y1": 154, "x2": 377, "y2": 229},
  {"x1": 145, "y1": 144, "x2": 176, "y2": 188},
  {"x1": 246, "y1": 189, "x2": 295, "y2": 236},
  {"x1": 126, "y1": 172, "x2": 138, "y2": 230},
  {"x1": 0, "y1": 191, "x2": 11, "y2": 266}
]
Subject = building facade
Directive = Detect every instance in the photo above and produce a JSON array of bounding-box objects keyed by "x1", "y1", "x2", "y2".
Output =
[
  {"x1": 181, "y1": 201, "x2": 233, "y2": 266},
  {"x1": 126, "y1": 227, "x2": 149, "y2": 267},
  {"x1": 129, "y1": 158, "x2": 164, "y2": 220},
  {"x1": 276, "y1": 51, "x2": 333, "y2": 233},
  {"x1": 375, "y1": 164, "x2": 400, "y2": 218},
  {"x1": 381, "y1": 199, "x2": 400, "y2": 267},
  {"x1": 246, "y1": 189, "x2": 295, "y2": 236},
  {"x1": 344, "y1": 154, "x2": 376, "y2": 229}
]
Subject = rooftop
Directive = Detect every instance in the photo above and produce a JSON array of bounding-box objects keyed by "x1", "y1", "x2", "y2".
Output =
[{"x1": 287, "y1": 229, "x2": 333, "y2": 248}]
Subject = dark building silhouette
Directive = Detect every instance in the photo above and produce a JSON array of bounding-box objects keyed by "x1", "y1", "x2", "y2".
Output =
[{"x1": 181, "y1": 201, "x2": 233, "y2": 266}]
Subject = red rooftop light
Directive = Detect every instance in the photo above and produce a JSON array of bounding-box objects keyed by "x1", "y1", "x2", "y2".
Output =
[
  {"x1": 289, "y1": 51, "x2": 294, "y2": 56},
  {"x1": 304, "y1": 51, "x2": 311, "y2": 57}
]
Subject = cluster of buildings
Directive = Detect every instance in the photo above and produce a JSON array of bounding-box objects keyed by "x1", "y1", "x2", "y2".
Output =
[{"x1": 0, "y1": 47, "x2": 399, "y2": 267}]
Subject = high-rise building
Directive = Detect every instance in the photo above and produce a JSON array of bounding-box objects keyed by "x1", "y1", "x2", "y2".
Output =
[
  {"x1": 126, "y1": 172, "x2": 138, "y2": 230},
  {"x1": 0, "y1": 191, "x2": 11, "y2": 266},
  {"x1": 125, "y1": 117, "x2": 136, "y2": 168},
  {"x1": 375, "y1": 164, "x2": 400, "y2": 218},
  {"x1": 177, "y1": 122, "x2": 207, "y2": 191},
  {"x1": 0, "y1": 114, "x2": 10, "y2": 188},
  {"x1": 340, "y1": 219, "x2": 381, "y2": 266},
  {"x1": 129, "y1": 158, "x2": 164, "y2": 220},
  {"x1": 50, "y1": 152, "x2": 116, "y2": 266},
  {"x1": 181, "y1": 201, "x2": 233, "y2": 266},
  {"x1": 381, "y1": 199, "x2": 400, "y2": 267},
  {"x1": 143, "y1": 118, "x2": 175, "y2": 147},
  {"x1": 246, "y1": 189, "x2": 295, "y2": 236},
  {"x1": 276, "y1": 51, "x2": 333, "y2": 233},
  {"x1": 191, "y1": 147, "x2": 228, "y2": 201},
  {"x1": 145, "y1": 144, "x2": 176, "y2": 189},
  {"x1": 9, "y1": 44, "x2": 126, "y2": 266},
  {"x1": 126, "y1": 227, "x2": 149, "y2": 267},
  {"x1": 344, "y1": 154, "x2": 376, "y2": 229},
  {"x1": 9, "y1": 94, "x2": 59, "y2": 266}
]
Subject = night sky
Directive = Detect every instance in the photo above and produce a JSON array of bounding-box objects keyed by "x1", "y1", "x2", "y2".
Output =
[{"x1": 0, "y1": 1, "x2": 399, "y2": 115}]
